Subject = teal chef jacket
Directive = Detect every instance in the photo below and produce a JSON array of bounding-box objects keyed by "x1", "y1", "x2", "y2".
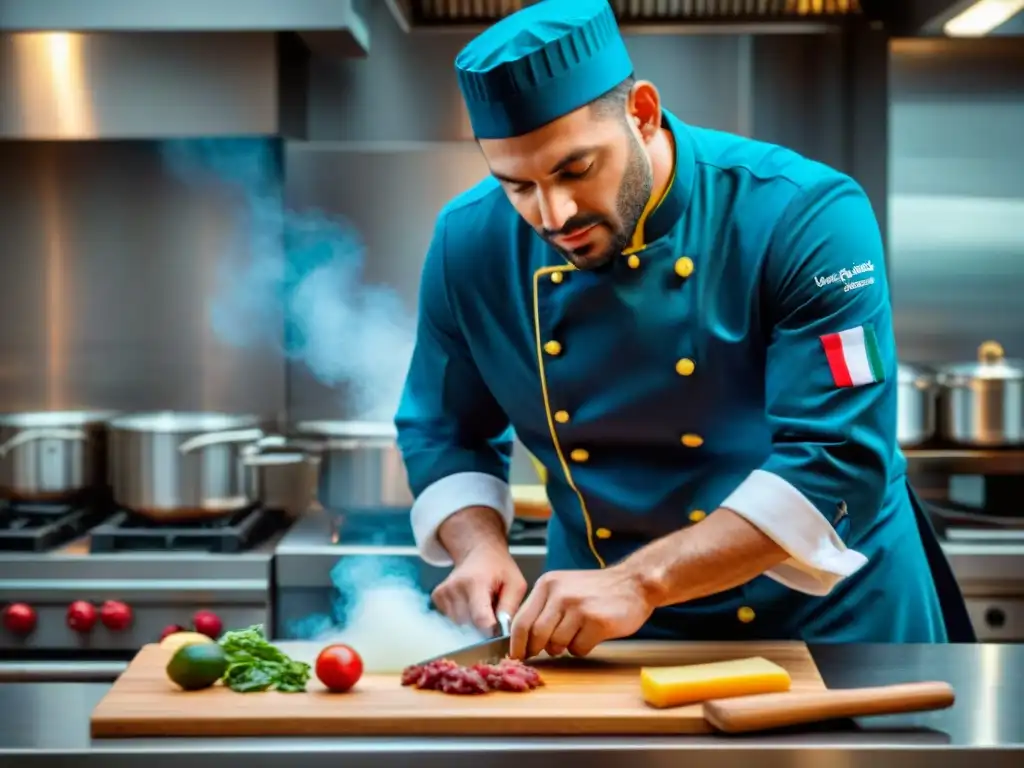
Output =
[{"x1": 394, "y1": 109, "x2": 951, "y2": 643}]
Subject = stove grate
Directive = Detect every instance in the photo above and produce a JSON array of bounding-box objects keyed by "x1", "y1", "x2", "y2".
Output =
[
  {"x1": 88, "y1": 504, "x2": 282, "y2": 554},
  {"x1": 0, "y1": 500, "x2": 111, "y2": 552}
]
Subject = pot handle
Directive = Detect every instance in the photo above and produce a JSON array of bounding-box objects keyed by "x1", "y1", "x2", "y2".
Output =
[
  {"x1": 0, "y1": 428, "x2": 88, "y2": 458},
  {"x1": 240, "y1": 434, "x2": 319, "y2": 458},
  {"x1": 177, "y1": 428, "x2": 265, "y2": 455}
]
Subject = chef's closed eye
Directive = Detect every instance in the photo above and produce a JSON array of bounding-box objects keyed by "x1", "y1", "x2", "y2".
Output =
[{"x1": 560, "y1": 161, "x2": 594, "y2": 180}]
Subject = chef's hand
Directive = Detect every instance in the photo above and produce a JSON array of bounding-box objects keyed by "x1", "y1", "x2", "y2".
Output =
[
  {"x1": 509, "y1": 566, "x2": 655, "y2": 660},
  {"x1": 431, "y1": 544, "x2": 528, "y2": 632}
]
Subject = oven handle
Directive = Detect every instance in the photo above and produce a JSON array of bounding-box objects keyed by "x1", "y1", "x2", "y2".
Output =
[{"x1": 0, "y1": 660, "x2": 127, "y2": 682}]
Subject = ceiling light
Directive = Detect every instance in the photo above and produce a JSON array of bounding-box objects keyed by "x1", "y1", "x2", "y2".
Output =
[{"x1": 944, "y1": 0, "x2": 1024, "y2": 36}]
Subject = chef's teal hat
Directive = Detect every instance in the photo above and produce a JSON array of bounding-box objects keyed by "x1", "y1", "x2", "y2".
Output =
[{"x1": 455, "y1": 0, "x2": 633, "y2": 140}]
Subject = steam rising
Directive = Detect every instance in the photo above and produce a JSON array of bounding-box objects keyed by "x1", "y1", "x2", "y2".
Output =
[
  {"x1": 289, "y1": 556, "x2": 487, "y2": 673},
  {"x1": 160, "y1": 140, "x2": 465, "y2": 662},
  {"x1": 159, "y1": 138, "x2": 415, "y2": 421}
]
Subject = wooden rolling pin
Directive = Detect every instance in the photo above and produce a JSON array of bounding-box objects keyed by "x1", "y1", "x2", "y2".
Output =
[{"x1": 703, "y1": 681, "x2": 955, "y2": 734}]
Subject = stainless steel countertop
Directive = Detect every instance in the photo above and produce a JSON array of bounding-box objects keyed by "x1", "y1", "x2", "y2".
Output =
[{"x1": 0, "y1": 644, "x2": 1020, "y2": 767}]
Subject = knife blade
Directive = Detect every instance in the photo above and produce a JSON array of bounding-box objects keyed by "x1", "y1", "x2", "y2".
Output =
[{"x1": 416, "y1": 611, "x2": 512, "y2": 666}]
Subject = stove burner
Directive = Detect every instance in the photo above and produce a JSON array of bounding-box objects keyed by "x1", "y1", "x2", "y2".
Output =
[
  {"x1": 0, "y1": 499, "x2": 111, "y2": 552},
  {"x1": 927, "y1": 501, "x2": 1024, "y2": 532},
  {"x1": 88, "y1": 504, "x2": 283, "y2": 554}
]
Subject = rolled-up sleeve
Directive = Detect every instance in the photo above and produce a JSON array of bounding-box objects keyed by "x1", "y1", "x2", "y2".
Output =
[
  {"x1": 720, "y1": 175, "x2": 896, "y2": 596},
  {"x1": 394, "y1": 212, "x2": 515, "y2": 566}
]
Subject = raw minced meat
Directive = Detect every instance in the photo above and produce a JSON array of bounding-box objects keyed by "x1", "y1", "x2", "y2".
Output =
[{"x1": 401, "y1": 657, "x2": 544, "y2": 695}]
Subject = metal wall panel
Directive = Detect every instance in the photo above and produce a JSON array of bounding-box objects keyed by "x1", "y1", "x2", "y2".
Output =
[
  {"x1": 888, "y1": 38, "x2": 1024, "y2": 365},
  {"x1": 0, "y1": 141, "x2": 287, "y2": 418}
]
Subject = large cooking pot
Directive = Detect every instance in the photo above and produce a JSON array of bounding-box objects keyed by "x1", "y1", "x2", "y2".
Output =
[
  {"x1": 896, "y1": 363, "x2": 937, "y2": 448},
  {"x1": 107, "y1": 411, "x2": 267, "y2": 521},
  {"x1": 292, "y1": 420, "x2": 413, "y2": 510},
  {"x1": 935, "y1": 340, "x2": 1024, "y2": 447},
  {"x1": 0, "y1": 410, "x2": 116, "y2": 501}
]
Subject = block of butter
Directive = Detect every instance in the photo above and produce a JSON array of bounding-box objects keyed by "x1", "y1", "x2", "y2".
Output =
[{"x1": 640, "y1": 656, "x2": 792, "y2": 709}]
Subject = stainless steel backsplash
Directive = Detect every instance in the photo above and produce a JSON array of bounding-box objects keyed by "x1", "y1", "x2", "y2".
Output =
[
  {"x1": 0, "y1": 140, "x2": 288, "y2": 418},
  {"x1": 889, "y1": 38, "x2": 1024, "y2": 366}
]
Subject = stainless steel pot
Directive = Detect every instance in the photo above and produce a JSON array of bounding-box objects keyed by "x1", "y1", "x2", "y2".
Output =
[
  {"x1": 242, "y1": 450, "x2": 321, "y2": 520},
  {"x1": 292, "y1": 420, "x2": 413, "y2": 510},
  {"x1": 935, "y1": 340, "x2": 1024, "y2": 447},
  {"x1": 0, "y1": 410, "x2": 116, "y2": 501},
  {"x1": 107, "y1": 411, "x2": 267, "y2": 520},
  {"x1": 896, "y1": 363, "x2": 937, "y2": 448}
]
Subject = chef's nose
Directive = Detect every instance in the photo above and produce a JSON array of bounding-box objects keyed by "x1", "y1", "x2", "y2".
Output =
[{"x1": 537, "y1": 187, "x2": 577, "y2": 234}]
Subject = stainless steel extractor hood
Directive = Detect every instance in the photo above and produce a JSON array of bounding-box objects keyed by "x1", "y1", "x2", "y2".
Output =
[
  {"x1": 385, "y1": 0, "x2": 891, "y2": 34},
  {"x1": 0, "y1": 0, "x2": 370, "y2": 140},
  {"x1": 0, "y1": 0, "x2": 370, "y2": 56}
]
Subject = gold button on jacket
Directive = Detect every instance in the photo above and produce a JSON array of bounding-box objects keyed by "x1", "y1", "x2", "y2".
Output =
[
  {"x1": 680, "y1": 433, "x2": 704, "y2": 448},
  {"x1": 675, "y1": 358, "x2": 695, "y2": 376}
]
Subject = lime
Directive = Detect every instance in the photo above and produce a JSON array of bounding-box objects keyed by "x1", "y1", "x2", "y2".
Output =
[{"x1": 166, "y1": 642, "x2": 228, "y2": 691}]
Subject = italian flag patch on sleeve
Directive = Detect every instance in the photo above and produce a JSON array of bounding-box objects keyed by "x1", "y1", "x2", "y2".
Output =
[{"x1": 820, "y1": 324, "x2": 885, "y2": 388}]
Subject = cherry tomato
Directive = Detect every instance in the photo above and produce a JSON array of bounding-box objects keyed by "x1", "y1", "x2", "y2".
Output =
[{"x1": 315, "y1": 644, "x2": 363, "y2": 692}]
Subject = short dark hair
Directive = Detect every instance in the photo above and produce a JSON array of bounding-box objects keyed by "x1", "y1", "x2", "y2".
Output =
[{"x1": 589, "y1": 75, "x2": 636, "y2": 123}]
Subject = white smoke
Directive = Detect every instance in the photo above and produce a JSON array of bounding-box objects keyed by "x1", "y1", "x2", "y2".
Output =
[
  {"x1": 291, "y1": 556, "x2": 486, "y2": 673},
  {"x1": 158, "y1": 138, "x2": 415, "y2": 422}
]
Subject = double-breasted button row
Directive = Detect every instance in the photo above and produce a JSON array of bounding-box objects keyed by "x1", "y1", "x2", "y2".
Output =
[
  {"x1": 543, "y1": 258, "x2": 699, "y2": 546},
  {"x1": 616, "y1": 253, "x2": 695, "y2": 277}
]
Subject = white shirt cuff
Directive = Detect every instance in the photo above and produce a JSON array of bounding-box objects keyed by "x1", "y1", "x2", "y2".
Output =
[
  {"x1": 720, "y1": 469, "x2": 869, "y2": 596},
  {"x1": 411, "y1": 472, "x2": 514, "y2": 566}
]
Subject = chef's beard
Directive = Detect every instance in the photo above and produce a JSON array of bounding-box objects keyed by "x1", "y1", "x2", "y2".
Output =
[{"x1": 554, "y1": 130, "x2": 654, "y2": 272}]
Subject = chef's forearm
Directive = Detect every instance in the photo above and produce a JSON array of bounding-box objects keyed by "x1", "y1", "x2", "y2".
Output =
[
  {"x1": 619, "y1": 508, "x2": 789, "y2": 608},
  {"x1": 437, "y1": 506, "x2": 509, "y2": 564}
]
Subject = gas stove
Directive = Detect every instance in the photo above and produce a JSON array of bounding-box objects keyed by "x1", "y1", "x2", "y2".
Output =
[
  {"x1": 0, "y1": 497, "x2": 290, "y2": 668},
  {"x1": 905, "y1": 449, "x2": 1024, "y2": 642}
]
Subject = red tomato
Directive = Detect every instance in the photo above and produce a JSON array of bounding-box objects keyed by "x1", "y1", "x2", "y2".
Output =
[{"x1": 315, "y1": 644, "x2": 363, "y2": 692}]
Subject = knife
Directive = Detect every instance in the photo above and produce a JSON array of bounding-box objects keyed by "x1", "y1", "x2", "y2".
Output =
[{"x1": 416, "y1": 611, "x2": 513, "y2": 666}]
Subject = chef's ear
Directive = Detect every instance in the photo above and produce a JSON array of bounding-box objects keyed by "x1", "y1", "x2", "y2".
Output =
[{"x1": 627, "y1": 80, "x2": 662, "y2": 144}]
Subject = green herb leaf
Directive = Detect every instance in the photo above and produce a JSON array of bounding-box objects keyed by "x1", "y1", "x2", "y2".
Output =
[{"x1": 217, "y1": 624, "x2": 311, "y2": 693}]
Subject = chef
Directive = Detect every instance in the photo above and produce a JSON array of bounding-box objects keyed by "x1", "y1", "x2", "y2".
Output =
[{"x1": 394, "y1": 0, "x2": 974, "y2": 658}]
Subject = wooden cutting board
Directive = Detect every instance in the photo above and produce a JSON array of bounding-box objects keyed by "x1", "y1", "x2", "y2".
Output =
[{"x1": 91, "y1": 640, "x2": 825, "y2": 737}]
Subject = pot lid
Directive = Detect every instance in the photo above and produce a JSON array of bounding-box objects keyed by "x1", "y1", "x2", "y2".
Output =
[
  {"x1": 294, "y1": 420, "x2": 398, "y2": 439},
  {"x1": 937, "y1": 341, "x2": 1024, "y2": 381},
  {"x1": 0, "y1": 410, "x2": 119, "y2": 428},
  {"x1": 897, "y1": 363, "x2": 934, "y2": 384},
  {"x1": 109, "y1": 411, "x2": 263, "y2": 432}
]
